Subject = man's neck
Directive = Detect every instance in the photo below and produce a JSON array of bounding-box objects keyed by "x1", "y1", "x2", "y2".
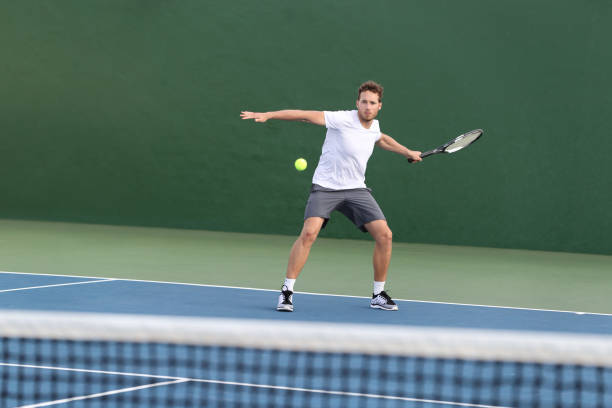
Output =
[{"x1": 357, "y1": 115, "x2": 374, "y2": 129}]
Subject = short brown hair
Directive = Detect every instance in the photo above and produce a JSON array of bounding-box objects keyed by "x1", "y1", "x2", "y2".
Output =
[{"x1": 358, "y1": 81, "x2": 384, "y2": 101}]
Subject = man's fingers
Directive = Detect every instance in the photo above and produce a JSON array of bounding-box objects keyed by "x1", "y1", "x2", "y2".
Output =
[
  {"x1": 241, "y1": 111, "x2": 267, "y2": 122},
  {"x1": 241, "y1": 111, "x2": 264, "y2": 121},
  {"x1": 408, "y1": 156, "x2": 423, "y2": 163}
]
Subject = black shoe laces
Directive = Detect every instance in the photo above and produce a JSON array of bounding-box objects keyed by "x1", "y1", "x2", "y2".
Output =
[
  {"x1": 281, "y1": 289, "x2": 293, "y2": 304},
  {"x1": 378, "y1": 291, "x2": 395, "y2": 304}
]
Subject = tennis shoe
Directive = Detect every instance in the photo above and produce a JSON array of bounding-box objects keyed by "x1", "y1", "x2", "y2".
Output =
[
  {"x1": 276, "y1": 285, "x2": 294, "y2": 312},
  {"x1": 370, "y1": 290, "x2": 398, "y2": 311}
]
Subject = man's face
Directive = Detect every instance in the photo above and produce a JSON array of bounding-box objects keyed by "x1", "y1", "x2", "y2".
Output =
[{"x1": 356, "y1": 90, "x2": 382, "y2": 122}]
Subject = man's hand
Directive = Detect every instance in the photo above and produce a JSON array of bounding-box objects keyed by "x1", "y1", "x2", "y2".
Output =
[
  {"x1": 406, "y1": 150, "x2": 422, "y2": 163},
  {"x1": 240, "y1": 111, "x2": 268, "y2": 123}
]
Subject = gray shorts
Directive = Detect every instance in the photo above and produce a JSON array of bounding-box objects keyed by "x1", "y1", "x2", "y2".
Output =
[{"x1": 304, "y1": 184, "x2": 386, "y2": 232}]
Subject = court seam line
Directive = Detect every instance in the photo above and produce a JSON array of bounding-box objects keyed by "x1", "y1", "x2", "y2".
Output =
[
  {"x1": 0, "y1": 279, "x2": 116, "y2": 293},
  {"x1": 1, "y1": 270, "x2": 610, "y2": 316},
  {"x1": 16, "y1": 379, "x2": 189, "y2": 408},
  {"x1": 0, "y1": 363, "x2": 509, "y2": 408}
]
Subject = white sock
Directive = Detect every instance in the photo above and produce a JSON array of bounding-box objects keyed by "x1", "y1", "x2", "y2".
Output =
[
  {"x1": 373, "y1": 281, "x2": 385, "y2": 295},
  {"x1": 284, "y1": 278, "x2": 296, "y2": 292}
]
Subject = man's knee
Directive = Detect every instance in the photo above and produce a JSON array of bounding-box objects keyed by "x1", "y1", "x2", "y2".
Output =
[
  {"x1": 300, "y1": 217, "x2": 323, "y2": 245},
  {"x1": 300, "y1": 227, "x2": 319, "y2": 245},
  {"x1": 376, "y1": 227, "x2": 393, "y2": 246}
]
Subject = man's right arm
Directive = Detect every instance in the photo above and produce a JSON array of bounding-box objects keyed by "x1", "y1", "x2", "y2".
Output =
[{"x1": 240, "y1": 110, "x2": 326, "y2": 126}]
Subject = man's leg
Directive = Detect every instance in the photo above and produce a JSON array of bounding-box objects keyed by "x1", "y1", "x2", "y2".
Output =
[
  {"x1": 364, "y1": 219, "x2": 398, "y2": 311},
  {"x1": 277, "y1": 217, "x2": 324, "y2": 312},
  {"x1": 286, "y1": 217, "x2": 325, "y2": 279},
  {"x1": 364, "y1": 219, "x2": 393, "y2": 282}
]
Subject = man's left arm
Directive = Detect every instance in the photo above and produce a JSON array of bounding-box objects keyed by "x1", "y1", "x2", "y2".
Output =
[{"x1": 376, "y1": 133, "x2": 422, "y2": 162}]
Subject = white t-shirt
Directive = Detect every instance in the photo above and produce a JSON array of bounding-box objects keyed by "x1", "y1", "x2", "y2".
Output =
[{"x1": 312, "y1": 110, "x2": 382, "y2": 190}]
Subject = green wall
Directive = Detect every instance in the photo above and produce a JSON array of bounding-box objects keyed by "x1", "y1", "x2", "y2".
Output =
[{"x1": 1, "y1": 1, "x2": 611, "y2": 254}]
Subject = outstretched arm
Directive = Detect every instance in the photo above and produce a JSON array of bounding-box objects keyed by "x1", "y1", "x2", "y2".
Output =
[
  {"x1": 376, "y1": 133, "x2": 422, "y2": 162},
  {"x1": 240, "y1": 110, "x2": 325, "y2": 126}
]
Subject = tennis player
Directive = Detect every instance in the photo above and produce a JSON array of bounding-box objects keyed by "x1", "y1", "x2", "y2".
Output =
[{"x1": 241, "y1": 81, "x2": 422, "y2": 312}]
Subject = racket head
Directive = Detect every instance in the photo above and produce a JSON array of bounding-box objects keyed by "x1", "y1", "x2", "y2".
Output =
[{"x1": 443, "y1": 129, "x2": 483, "y2": 154}]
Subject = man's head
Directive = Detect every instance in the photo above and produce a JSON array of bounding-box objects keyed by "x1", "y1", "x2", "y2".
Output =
[{"x1": 356, "y1": 81, "x2": 383, "y2": 122}]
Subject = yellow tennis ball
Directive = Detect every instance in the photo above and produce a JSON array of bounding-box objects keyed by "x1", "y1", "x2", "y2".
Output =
[{"x1": 294, "y1": 158, "x2": 307, "y2": 171}]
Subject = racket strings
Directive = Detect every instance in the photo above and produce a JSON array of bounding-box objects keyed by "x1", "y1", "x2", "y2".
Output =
[{"x1": 445, "y1": 130, "x2": 482, "y2": 153}]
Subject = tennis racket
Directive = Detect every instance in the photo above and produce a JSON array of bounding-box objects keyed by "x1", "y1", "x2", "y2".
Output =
[{"x1": 408, "y1": 129, "x2": 483, "y2": 162}]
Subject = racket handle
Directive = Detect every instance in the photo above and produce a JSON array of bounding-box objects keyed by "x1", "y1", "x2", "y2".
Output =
[{"x1": 407, "y1": 150, "x2": 434, "y2": 163}]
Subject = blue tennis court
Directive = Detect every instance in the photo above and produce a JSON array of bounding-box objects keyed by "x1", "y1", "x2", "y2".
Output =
[
  {"x1": 1, "y1": 270, "x2": 611, "y2": 407},
  {"x1": 0, "y1": 271, "x2": 610, "y2": 333}
]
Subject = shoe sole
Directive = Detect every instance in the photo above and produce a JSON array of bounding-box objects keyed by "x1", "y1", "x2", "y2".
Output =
[
  {"x1": 276, "y1": 306, "x2": 294, "y2": 312},
  {"x1": 370, "y1": 304, "x2": 398, "y2": 311}
]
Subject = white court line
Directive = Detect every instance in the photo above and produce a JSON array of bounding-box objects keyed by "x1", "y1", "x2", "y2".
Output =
[
  {"x1": 1, "y1": 270, "x2": 610, "y2": 316},
  {"x1": 1, "y1": 363, "x2": 509, "y2": 408},
  {"x1": 17, "y1": 379, "x2": 188, "y2": 408},
  {"x1": 0, "y1": 279, "x2": 116, "y2": 293}
]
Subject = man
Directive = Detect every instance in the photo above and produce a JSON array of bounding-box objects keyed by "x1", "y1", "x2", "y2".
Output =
[{"x1": 240, "y1": 81, "x2": 422, "y2": 312}]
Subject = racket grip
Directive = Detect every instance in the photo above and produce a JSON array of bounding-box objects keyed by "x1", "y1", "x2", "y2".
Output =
[
  {"x1": 407, "y1": 152, "x2": 425, "y2": 163},
  {"x1": 407, "y1": 150, "x2": 435, "y2": 163}
]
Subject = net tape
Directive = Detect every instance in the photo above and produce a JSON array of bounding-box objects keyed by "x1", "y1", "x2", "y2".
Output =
[{"x1": 1, "y1": 310, "x2": 611, "y2": 367}]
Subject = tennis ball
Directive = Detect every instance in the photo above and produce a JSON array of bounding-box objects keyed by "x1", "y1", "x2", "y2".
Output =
[{"x1": 294, "y1": 158, "x2": 307, "y2": 171}]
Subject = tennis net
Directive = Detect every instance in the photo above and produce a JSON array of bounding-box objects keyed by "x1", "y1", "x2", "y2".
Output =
[{"x1": 1, "y1": 310, "x2": 611, "y2": 407}]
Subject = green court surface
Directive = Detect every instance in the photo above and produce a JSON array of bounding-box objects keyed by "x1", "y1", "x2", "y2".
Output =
[{"x1": 1, "y1": 219, "x2": 610, "y2": 314}]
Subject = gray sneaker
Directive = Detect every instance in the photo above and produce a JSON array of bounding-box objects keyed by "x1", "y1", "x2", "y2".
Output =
[
  {"x1": 276, "y1": 285, "x2": 294, "y2": 312},
  {"x1": 370, "y1": 290, "x2": 398, "y2": 311}
]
